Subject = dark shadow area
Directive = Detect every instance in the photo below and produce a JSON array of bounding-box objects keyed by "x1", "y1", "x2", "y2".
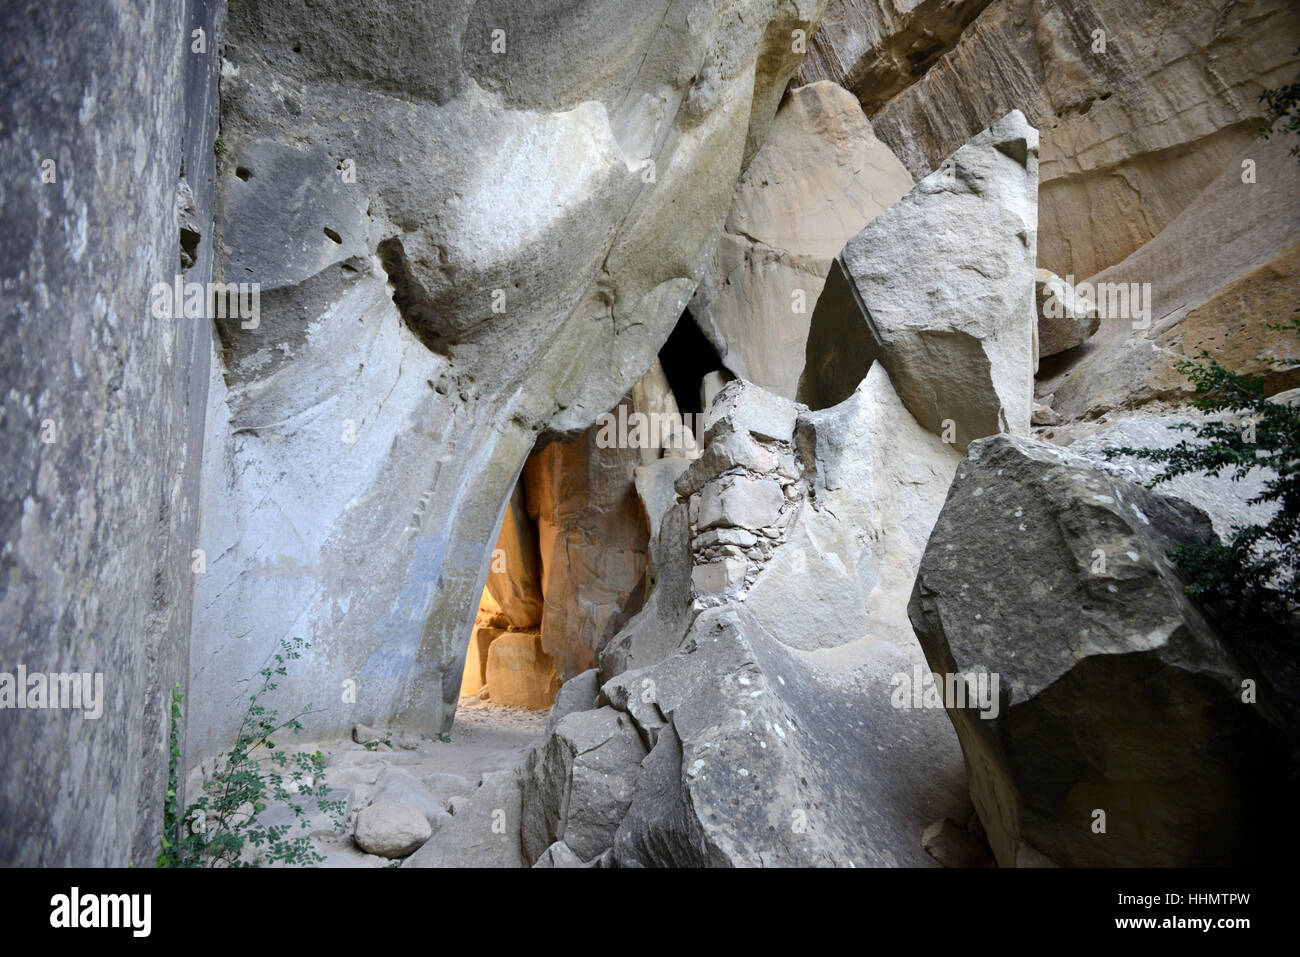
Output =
[{"x1": 658, "y1": 308, "x2": 727, "y2": 415}]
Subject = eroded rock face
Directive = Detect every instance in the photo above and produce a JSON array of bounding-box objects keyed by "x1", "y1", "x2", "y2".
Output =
[
  {"x1": 484, "y1": 630, "x2": 560, "y2": 711},
  {"x1": 750, "y1": 363, "x2": 961, "y2": 651},
  {"x1": 1068, "y1": 415, "x2": 1278, "y2": 545},
  {"x1": 802, "y1": 0, "x2": 993, "y2": 113},
  {"x1": 0, "y1": 0, "x2": 220, "y2": 866},
  {"x1": 799, "y1": 110, "x2": 1038, "y2": 450},
  {"x1": 525, "y1": 392, "x2": 652, "y2": 679},
  {"x1": 808, "y1": 0, "x2": 1300, "y2": 279},
  {"x1": 525, "y1": 370, "x2": 968, "y2": 867},
  {"x1": 909, "y1": 434, "x2": 1296, "y2": 867},
  {"x1": 689, "y1": 81, "x2": 913, "y2": 397},
  {"x1": 483, "y1": 482, "x2": 544, "y2": 630},
  {"x1": 1040, "y1": 136, "x2": 1300, "y2": 423},
  {"x1": 190, "y1": 0, "x2": 828, "y2": 756}
]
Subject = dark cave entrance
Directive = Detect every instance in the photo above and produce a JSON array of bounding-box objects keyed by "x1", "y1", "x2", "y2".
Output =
[
  {"x1": 657, "y1": 307, "x2": 732, "y2": 418},
  {"x1": 459, "y1": 308, "x2": 731, "y2": 712}
]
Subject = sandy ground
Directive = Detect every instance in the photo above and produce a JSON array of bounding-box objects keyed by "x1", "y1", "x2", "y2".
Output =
[{"x1": 295, "y1": 698, "x2": 547, "y2": 867}]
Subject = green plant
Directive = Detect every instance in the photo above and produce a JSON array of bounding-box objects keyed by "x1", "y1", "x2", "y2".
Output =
[
  {"x1": 1103, "y1": 317, "x2": 1300, "y2": 628},
  {"x1": 1258, "y1": 50, "x2": 1300, "y2": 160},
  {"x1": 214, "y1": 137, "x2": 227, "y2": 155},
  {"x1": 157, "y1": 638, "x2": 345, "y2": 867},
  {"x1": 155, "y1": 684, "x2": 185, "y2": 867}
]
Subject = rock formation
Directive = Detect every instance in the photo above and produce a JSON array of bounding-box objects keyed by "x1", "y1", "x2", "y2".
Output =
[
  {"x1": 799, "y1": 110, "x2": 1039, "y2": 449},
  {"x1": 910, "y1": 434, "x2": 1295, "y2": 866},
  {"x1": 1039, "y1": 134, "x2": 1300, "y2": 423},
  {"x1": 0, "y1": 0, "x2": 220, "y2": 867},
  {"x1": 805, "y1": 0, "x2": 1300, "y2": 279},
  {"x1": 689, "y1": 81, "x2": 913, "y2": 397},
  {"x1": 1034, "y1": 269, "x2": 1098, "y2": 361},
  {"x1": 187, "y1": 0, "x2": 829, "y2": 760},
  {"x1": 517, "y1": 371, "x2": 969, "y2": 866},
  {"x1": 3, "y1": 0, "x2": 1297, "y2": 874}
]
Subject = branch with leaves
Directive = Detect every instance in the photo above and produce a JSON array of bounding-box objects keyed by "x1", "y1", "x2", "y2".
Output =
[
  {"x1": 157, "y1": 637, "x2": 346, "y2": 867},
  {"x1": 1103, "y1": 317, "x2": 1300, "y2": 628}
]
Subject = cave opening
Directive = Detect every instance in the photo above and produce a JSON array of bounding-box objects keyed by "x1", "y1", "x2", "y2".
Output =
[
  {"x1": 459, "y1": 476, "x2": 559, "y2": 712},
  {"x1": 459, "y1": 308, "x2": 724, "y2": 715},
  {"x1": 657, "y1": 307, "x2": 732, "y2": 417}
]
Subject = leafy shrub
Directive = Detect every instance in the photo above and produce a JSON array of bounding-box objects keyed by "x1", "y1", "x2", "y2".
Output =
[
  {"x1": 157, "y1": 638, "x2": 346, "y2": 867},
  {"x1": 1103, "y1": 318, "x2": 1299, "y2": 633},
  {"x1": 1259, "y1": 50, "x2": 1300, "y2": 160}
]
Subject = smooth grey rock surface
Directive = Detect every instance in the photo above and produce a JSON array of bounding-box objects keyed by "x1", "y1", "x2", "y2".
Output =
[{"x1": 190, "y1": 0, "x2": 828, "y2": 761}]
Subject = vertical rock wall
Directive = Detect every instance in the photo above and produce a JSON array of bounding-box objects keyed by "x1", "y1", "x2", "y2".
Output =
[
  {"x1": 804, "y1": 0, "x2": 1300, "y2": 278},
  {"x1": 0, "y1": 0, "x2": 220, "y2": 865}
]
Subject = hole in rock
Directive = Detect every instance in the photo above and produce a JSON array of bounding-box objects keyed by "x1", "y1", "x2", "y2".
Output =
[
  {"x1": 460, "y1": 473, "x2": 558, "y2": 711},
  {"x1": 658, "y1": 307, "x2": 730, "y2": 417},
  {"x1": 323, "y1": 226, "x2": 343, "y2": 244},
  {"x1": 235, "y1": 166, "x2": 252, "y2": 181},
  {"x1": 460, "y1": 385, "x2": 665, "y2": 714}
]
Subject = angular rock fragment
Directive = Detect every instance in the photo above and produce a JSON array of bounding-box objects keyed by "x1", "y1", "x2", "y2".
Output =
[
  {"x1": 1034, "y1": 268, "x2": 1098, "y2": 359},
  {"x1": 690, "y1": 81, "x2": 913, "y2": 397},
  {"x1": 403, "y1": 769, "x2": 526, "y2": 869},
  {"x1": 521, "y1": 707, "x2": 647, "y2": 864},
  {"x1": 799, "y1": 110, "x2": 1038, "y2": 450}
]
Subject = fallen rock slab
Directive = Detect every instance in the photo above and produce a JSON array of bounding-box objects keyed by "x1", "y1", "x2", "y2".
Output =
[{"x1": 800, "y1": 110, "x2": 1038, "y2": 450}]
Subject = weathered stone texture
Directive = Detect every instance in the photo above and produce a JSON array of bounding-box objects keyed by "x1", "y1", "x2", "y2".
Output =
[{"x1": 0, "y1": 0, "x2": 220, "y2": 865}]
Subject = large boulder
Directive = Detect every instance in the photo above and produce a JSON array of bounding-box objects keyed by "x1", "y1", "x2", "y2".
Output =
[
  {"x1": 188, "y1": 0, "x2": 830, "y2": 754},
  {"x1": 806, "y1": 0, "x2": 1300, "y2": 279},
  {"x1": 689, "y1": 81, "x2": 913, "y2": 397},
  {"x1": 521, "y1": 707, "x2": 647, "y2": 863},
  {"x1": 798, "y1": 110, "x2": 1038, "y2": 450},
  {"x1": 484, "y1": 630, "x2": 560, "y2": 710},
  {"x1": 909, "y1": 434, "x2": 1296, "y2": 867},
  {"x1": 603, "y1": 601, "x2": 967, "y2": 867}
]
